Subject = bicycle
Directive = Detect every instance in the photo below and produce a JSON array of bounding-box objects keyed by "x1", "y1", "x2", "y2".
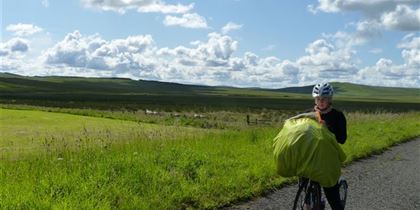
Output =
[{"x1": 292, "y1": 177, "x2": 348, "y2": 210}]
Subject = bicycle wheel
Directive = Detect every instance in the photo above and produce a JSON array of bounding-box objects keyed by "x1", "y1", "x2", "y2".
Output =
[
  {"x1": 293, "y1": 178, "x2": 308, "y2": 210},
  {"x1": 308, "y1": 181, "x2": 322, "y2": 210},
  {"x1": 338, "y1": 179, "x2": 348, "y2": 208}
]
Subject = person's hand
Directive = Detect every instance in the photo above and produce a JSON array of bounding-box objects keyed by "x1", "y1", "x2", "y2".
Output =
[{"x1": 315, "y1": 111, "x2": 325, "y2": 125}]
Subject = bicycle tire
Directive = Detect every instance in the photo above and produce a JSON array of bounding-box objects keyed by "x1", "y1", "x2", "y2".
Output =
[
  {"x1": 309, "y1": 181, "x2": 322, "y2": 210},
  {"x1": 292, "y1": 179, "x2": 308, "y2": 210},
  {"x1": 338, "y1": 179, "x2": 348, "y2": 208},
  {"x1": 293, "y1": 179, "x2": 322, "y2": 210}
]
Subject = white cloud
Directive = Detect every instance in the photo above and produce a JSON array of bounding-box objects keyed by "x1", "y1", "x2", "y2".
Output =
[
  {"x1": 0, "y1": 49, "x2": 8, "y2": 57},
  {"x1": 297, "y1": 39, "x2": 358, "y2": 82},
  {"x1": 38, "y1": 31, "x2": 232, "y2": 81},
  {"x1": 6, "y1": 23, "x2": 43, "y2": 36},
  {"x1": 312, "y1": 30, "x2": 419, "y2": 87},
  {"x1": 244, "y1": 52, "x2": 259, "y2": 66},
  {"x1": 43, "y1": 31, "x2": 89, "y2": 68},
  {"x1": 275, "y1": 60, "x2": 299, "y2": 84},
  {"x1": 9, "y1": 39, "x2": 29, "y2": 52},
  {"x1": 309, "y1": 0, "x2": 420, "y2": 32},
  {"x1": 2, "y1": 28, "x2": 419, "y2": 88},
  {"x1": 309, "y1": 0, "x2": 415, "y2": 15},
  {"x1": 189, "y1": 40, "x2": 201, "y2": 46},
  {"x1": 1, "y1": 38, "x2": 30, "y2": 54},
  {"x1": 196, "y1": 33, "x2": 238, "y2": 66},
  {"x1": 43, "y1": 31, "x2": 155, "y2": 73},
  {"x1": 358, "y1": 58, "x2": 419, "y2": 87},
  {"x1": 306, "y1": 1, "x2": 419, "y2": 88},
  {"x1": 354, "y1": 20, "x2": 383, "y2": 43},
  {"x1": 357, "y1": 34, "x2": 420, "y2": 87},
  {"x1": 321, "y1": 20, "x2": 382, "y2": 50},
  {"x1": 1, "y1": 26, "x2": 54, "y2": 75},
  {"x1": 221, "y1": 22, "x2": 243, "y2": 34},
  {"x1": 81, "y1": 0, "x2": 192, "y2": 14},
  {"x1": 137, "y1": 2, "x2": 194, "y2": 14},
  {"x1": 81, "y1": 0, "x2": 209, "y2": 29},
  {"x1": 229, "y1": 57, "x2": 245, "y2": 71},
  {"x1": 163, "y1": 13, "x2": 208, "y2": 29},
  {"x1": 306, "y1": 1, "x2": 419, "y2": 87},
  {"x1": 308, "y1": 0, "x2": 340, "y2": 13},
  {"x1": 397, "y1": 34, "x2": 420, "y2": 67},
  {"x1": 37, "y1": 31, "x2": 287, "y2": 87},
  {"x1": 381, "y1": 5, "x2": 420, "y2": 31},
  {"x1": 261, "y1": 57, "x2": 280, "y2": 67},
  {"x1": 307, "y1": 4, "x2": 318, "y2": 14},
  {"x1": 305, "y1": 39, "x2": 335, "y2": 55},
  {"x1": 0, "y1": 38, "x2": 31, "y2": 73},
  {"x1": 278, "y1": 60, "x2": 298, "y2": 75}
]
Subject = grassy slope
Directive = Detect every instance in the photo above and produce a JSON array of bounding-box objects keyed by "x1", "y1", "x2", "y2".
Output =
[
  {"x1": 1, "y1": 73, "x2": 419, "y2": 102},
  {"x1": 331, "y1": 82, "x2": 420, "y2": 102},
  {"x1": 1, "y1": 108, "x2": 419, "y2": 209},
  {"x1": 275, "y1": 82, "x2": 420, "y2": 101},
  {"x1": 1, "y1": 73, "x2": 419, "y2": 114},
  {"x1": 0, "y1": 108, "x2": 215, "y2": 157}
]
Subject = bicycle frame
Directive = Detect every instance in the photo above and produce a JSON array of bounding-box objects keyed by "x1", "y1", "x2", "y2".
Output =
[
  {"x1": 293, "y1": 177, "x2": 348, "y2": 210},
  {"x1": 293, "y1": 178, "x2": 322, "y2": 210}
]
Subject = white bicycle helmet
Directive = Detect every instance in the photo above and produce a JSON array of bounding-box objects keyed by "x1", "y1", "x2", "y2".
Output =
[{"x1": 312, "y1": 83, "x2": 334, "y2": 97}]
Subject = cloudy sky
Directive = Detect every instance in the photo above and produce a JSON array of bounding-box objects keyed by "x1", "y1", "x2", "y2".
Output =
[{"x1": 1, "y1": 0, "x2": 419, "y2": 88}]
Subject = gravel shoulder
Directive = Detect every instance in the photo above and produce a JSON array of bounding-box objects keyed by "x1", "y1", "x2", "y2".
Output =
[{"x1": 225, "y1": 137, "x2": 420, "y2": 210}]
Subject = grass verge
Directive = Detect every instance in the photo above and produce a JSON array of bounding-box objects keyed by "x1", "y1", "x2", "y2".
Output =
[{"x1": 0, "y1": 109, "x2": 419, "y2": 209}]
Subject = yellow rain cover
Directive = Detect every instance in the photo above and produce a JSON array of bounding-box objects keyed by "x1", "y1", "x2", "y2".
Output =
[{"x1": 273, "y1": 117, "x2": 346, "y2": 187}]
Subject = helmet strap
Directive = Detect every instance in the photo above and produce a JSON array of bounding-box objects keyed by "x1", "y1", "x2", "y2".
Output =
[{"x1": 314, "y1": 104, "x2": 333, "y2": 114}]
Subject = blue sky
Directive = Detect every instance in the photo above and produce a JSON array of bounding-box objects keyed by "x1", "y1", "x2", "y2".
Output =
[{"x1": 1, "y1": 0, "x2": 419, "y2": 88}]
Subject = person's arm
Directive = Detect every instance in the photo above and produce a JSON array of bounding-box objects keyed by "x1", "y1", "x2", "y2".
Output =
[
  {"x1": 335, "y1": 112, "x2": 347, "y2": 144},
  {"x1": 287, "y1": 112, "x2": 317, "y2": 121}
]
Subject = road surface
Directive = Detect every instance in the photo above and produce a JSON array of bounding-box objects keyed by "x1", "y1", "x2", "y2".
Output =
[{"x1": 225, "y1": 138, "x2": 420, "y2": 210}]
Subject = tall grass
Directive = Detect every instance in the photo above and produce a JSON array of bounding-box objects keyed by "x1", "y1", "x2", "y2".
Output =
[
  {"x1": 342, "y1": 111, "x2": 420, "y2": 163},
  {"x1": 0, "y1": 109, "x2": 419, "y2": 209},
  {"x1": 0, "y1": 104, "x2": 290, "y2": 129}
]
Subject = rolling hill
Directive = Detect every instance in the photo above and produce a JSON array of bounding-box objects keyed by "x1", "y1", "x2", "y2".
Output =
[{"x1": 0, "y1": 72, "x2": 419, "y2": 111}]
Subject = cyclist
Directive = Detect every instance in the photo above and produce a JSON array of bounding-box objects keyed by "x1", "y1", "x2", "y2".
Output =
[{"x1": 310, "y1": 82, "x2": 347, "y2": 210}]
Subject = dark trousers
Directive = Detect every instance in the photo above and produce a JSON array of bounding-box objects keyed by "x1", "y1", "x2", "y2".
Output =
[{"x1": 323, "y1": 182, "x2": 344, "y2": 210}]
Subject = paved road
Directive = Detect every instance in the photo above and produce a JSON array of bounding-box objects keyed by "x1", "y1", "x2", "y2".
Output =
[{"x1": 225, "y1": 138, "x2": 420, "y2": 210}]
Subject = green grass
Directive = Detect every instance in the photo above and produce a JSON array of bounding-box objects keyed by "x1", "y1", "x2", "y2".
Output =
[
  {"x1": 0, "y1": 108, "x2": 216, "y2": 158},
  {"x1": 0, "y1": 104, "x2": 290, "y2": 129},
  {"x1": 331, "y1": 82, "x2": 420, "y2": 102},
  {"x1": 1, "y1": 73, "x2": 419, "y2": 112},
  {"x1": 341, "y1": 112, "x2": 420, "y2": 162},
  {"x1": 2, "y1": 73, "x2": 419, "y2": 102},
  {"x1": 0, "y1": 108, "x2": 419, "y2": 209}
]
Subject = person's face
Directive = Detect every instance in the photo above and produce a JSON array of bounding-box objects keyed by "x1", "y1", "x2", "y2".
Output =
[{"x1": 315, "y1": 97, "x2": 331, "y2": 109}]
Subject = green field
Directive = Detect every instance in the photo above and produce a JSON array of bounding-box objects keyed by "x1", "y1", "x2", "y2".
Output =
[
  {"x1": 1, "y1": 73, "x2": 419, "y2": 209},
  {"x1": 1, "y1": 73, "x2": 419, "y2": 112},
  {"x1": 1, "y1": 108, "x2": 419, "y2": 209}
]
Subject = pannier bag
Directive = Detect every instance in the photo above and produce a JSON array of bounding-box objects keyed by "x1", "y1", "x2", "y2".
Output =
[{"x1": 273, "y1": 115, "x2": 346, "y2": 187}]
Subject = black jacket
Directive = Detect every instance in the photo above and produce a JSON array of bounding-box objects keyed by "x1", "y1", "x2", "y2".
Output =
[{"x1": 318, "y1": 108, "x2": 347, "y2": 144}]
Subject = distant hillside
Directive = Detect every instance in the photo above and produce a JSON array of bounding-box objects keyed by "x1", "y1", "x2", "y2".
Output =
[
  {"x1": 275, "y1": 82, "x2": 420, "y2": 102},
  {"x1": 0, "y1": 72, "x2": 214, "y2": 95},
  {"x1": 0, "y1": 73, "x2": 419, "y2": 111}
]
